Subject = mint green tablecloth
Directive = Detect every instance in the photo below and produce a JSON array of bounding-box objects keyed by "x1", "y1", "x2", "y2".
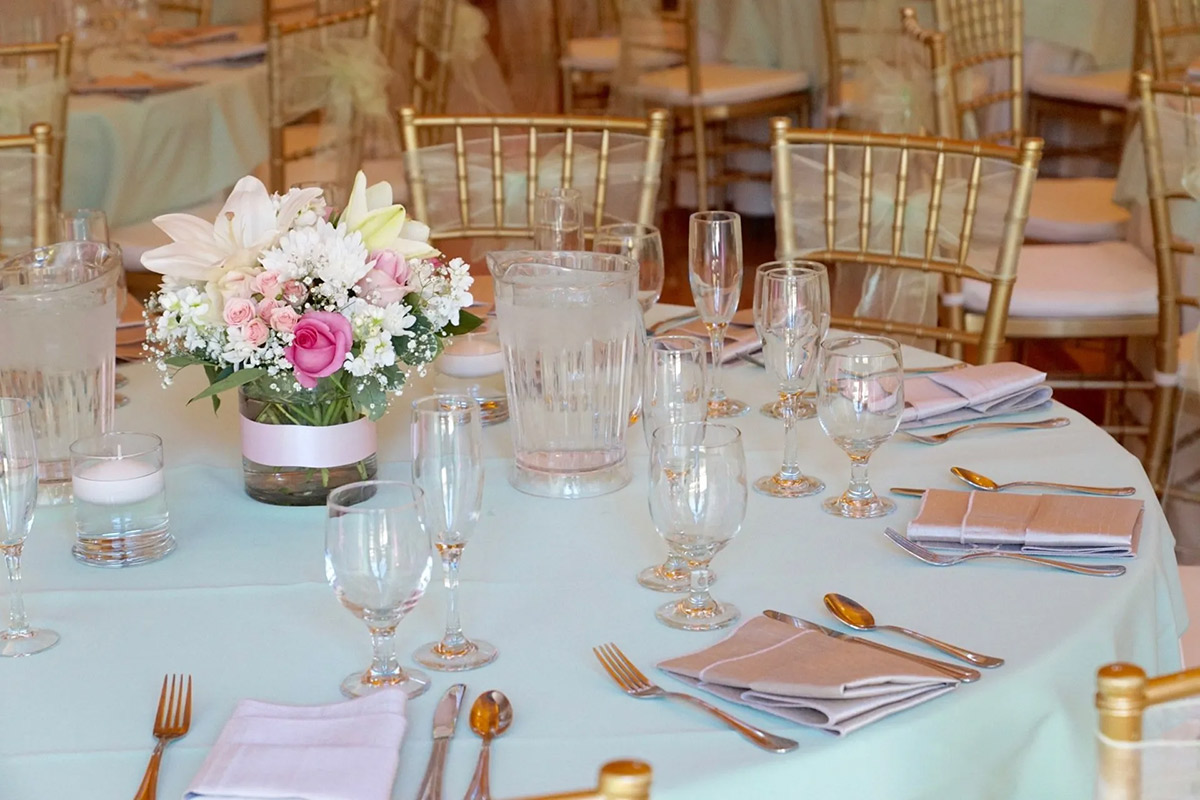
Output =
[{"x1": 0, "y1": 312, "x2": 1186, "y2": 799}]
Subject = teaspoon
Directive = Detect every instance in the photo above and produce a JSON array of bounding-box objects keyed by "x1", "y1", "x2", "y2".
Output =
[
  {"x1": 823, "y1": 593, "x2": 1004, "y2": 668},
  {"x1": 950, "y1": 466, "x2": 1136, "y2": 497},
  {"x1": 463, "y1": 690, "x2": 513, "y2": 800}
]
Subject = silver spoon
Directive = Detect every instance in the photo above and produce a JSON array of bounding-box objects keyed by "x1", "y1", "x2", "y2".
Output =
[
  {"x1": 950, "y1": 466, "x2": 1136, "y2": 496},
  {"x1": 463, "y1": 690, "x2": 513, "y2": 800},
  {"x1": 901, "y1": 417, "x2": 1069, "y2": 445},
  {"x1": 823, "y1": 592, "x2": 1004, "y2": 668}
]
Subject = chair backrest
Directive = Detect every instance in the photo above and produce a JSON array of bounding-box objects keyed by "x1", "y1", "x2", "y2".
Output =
[
  {"x1": 932, "y1": 0, "x2": 1024, "y2": 144},
  {"x1": 410, "y1": 0, "x2": 456, "y2": 120},
  {"x1": 900, "y1": 7, "x2": 955, "y2": 136},
  {"x1": 0, "y1": 122, "x2": 54, "y2": 255},
  {"x1": 0, "y1": 34, "x2": 71, "y2": 206},
  {"x1": 157, "y1": 0, "x2": 213, "y2": 25},
  {"x1": 1144, "y1": 0, "x2": 1200, "y2": 80},
  {"x1": 553, "y1": 0, "x2": 621, "y2": 55},
  {"x1": 398, "y1": 107, "x2": 669, "y2": 243},
  {"x1": 771, "y1": 118, "x2": 1042, "y2": 363},
  {"x1": 510, "y1": 760, "x2": 652, "y2": 800},
  {"x1": 263, "y1": 0, "x2": 322, "y2": 34},
  {"x1": 617, "y1": 0, "x2": 699, "y2": 100},
  {"x1": 265, "y1": 0, "x2": 380, "y2": 192}
]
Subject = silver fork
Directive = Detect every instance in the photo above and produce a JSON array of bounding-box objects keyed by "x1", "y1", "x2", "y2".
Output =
[
  {"x1": 592, "y1": 643, "x2": 798, "y2": 753},
  {"x1": 883, "y1": 528, "x2": 1126, "y2": 577},
  {"x1": 134, "y1": 674, "x2": 193, "y2": 800},
  {"x1": 901, "y1": 417, "x2": 1070, "y2": 445}
]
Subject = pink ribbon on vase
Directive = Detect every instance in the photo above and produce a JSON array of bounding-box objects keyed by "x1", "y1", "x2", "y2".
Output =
[{"x1": 239, "y1": 416, "x2": 377, "y2": 469}]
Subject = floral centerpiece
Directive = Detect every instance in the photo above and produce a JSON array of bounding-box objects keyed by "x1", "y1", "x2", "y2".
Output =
[{"x1": 142, "y1": 170, "x2": 481, "y2": 505}]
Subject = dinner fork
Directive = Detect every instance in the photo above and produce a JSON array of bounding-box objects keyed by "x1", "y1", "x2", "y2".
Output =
[
  {"x1": 134, "y1": 674, "x2": 193, "y2": 800},
  {"x1": 592, "y1": 643, "x2": 798, "y2": 753},
  {"x1": 900, "y1": 417, "x2": 1070, "y2": 445},
  {"x1": 883, "y1": 528, "x2": 1126, "y2": 577}
]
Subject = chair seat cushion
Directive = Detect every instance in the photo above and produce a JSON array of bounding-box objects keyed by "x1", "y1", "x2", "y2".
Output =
[
  {"x1": 112, "y1": 200, "x2": 225, "y2": 273},
  {"x1": 632, "y1": 63, "x2": 810, "y2": 106},
  {"x1": 1025, "y1": 177, "x2": 1130, "y2": 243},
  {"x1": 1180, "y1": 329, "x2": 1198, "y2": 385},
  {"x1": 561, "y1": 36, "x2": 681, "y2": 72},
  {"x1": 963, "y1": 241, "x2": 1158, "y2": 318},
  {"x1": 1028, "y1": 69, "x2": 1129, "y2": 108}
]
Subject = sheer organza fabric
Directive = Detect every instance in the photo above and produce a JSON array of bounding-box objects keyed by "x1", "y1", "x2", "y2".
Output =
[
  {"x1": 1096, "y1": 698, "x2": 1200, "y2": 800},
  {"x1": 0, "y1": 149, "x2": 49, "y2": 256}
]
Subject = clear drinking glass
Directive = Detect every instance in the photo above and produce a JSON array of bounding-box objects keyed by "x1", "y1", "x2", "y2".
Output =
[
  {"x1": 593, "y1": 223, "x2": 665, "y2": 315},
  {"x1": 532, "y1": 187, "x2": 584, "y2": 250},
  {"x1": 649, "y1": 422, "x2": 746, "y2": 631},
  {"x1": 70, "y1": 1, "x2": 113, "y2": 83},
  {"x1": 758, "y1": 260, "x2": 829, "y2": 421},
  {"x1": 752, "y1": 261, "x2": 828, "y2": 498},
  {"x1": 817, "y1": 335, "x2": 905, "y2": 518},
  {"x1": 638, "y1": 335, "x2": 708, "y2": 593},
  {"x1": 326, "y1": 480, "x2": 433, "y2": 698},
  {"x1": 688, "y1": 211, "x2": 747, "y2": 417},
  {"x1": 0, "y1": 398, "x2": 59, "y2": 657},
  {"x1": 59, "y1": 208, "x2": 109, "y2": 243},
  {"x1": 410, "y1": 395, "x2": 497, "y2": 671}
]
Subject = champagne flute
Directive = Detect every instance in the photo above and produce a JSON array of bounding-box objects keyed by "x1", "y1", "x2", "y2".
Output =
[
  {"x1": 0, "y1": 397, "x2": 59, "y2": 657},
  {"x1": 649, "y1": 422, "x2": 747, "y2": 631},
  {"x1": 688, "y1": 211, "x2": 747, "y2": 417},
  {"x1": 638, "y1": 335, "x2": 708, "y2": 592},
  {"x1": 326, "y1": 480, "x2": 433, "y2": 697},
  {"x1": 759, "y1": 260, "x2": 829, "y2": 421},
  {"x1": 752, "y1": 261, "x2": 827, "y2": 498},
  {"x1": 532, "y1": 187, "x2": 584, "y2": 250},
  {"x1": 593, "y1": 223, "x2": 665, "y2": 315},
  {"x1": 817, "y1": 335, "x2": 905, "y2": 518},
  {"x1": 410, "y1": 395, "x2": 498, "y2": 671}
]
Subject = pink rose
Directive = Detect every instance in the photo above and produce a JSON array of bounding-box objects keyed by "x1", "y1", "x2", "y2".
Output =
[
  {"x1": 242, "y1": 317, "x2": 270, "y2": 347},
  {"x1": 270, "y1": 306, "x2": 300, "y2": 333},
  {"x1": 257, "y1": 298, "x2": 280, "y2": 322},
  {"x1": 253, "y1": 271, "x2": 282, "y2": 299},
  {"x1": 281, "y1": 280, "x2": 309, "y2": 306},
  {"x1": 223, "y1": 297, "x2": 256, "y2": 326},
  {"x1": 283, "y1": 311, "x2": 353, "y2": 388},
  {"x1": 355, "y1": 250, "x2": 413, "y2": 307}
]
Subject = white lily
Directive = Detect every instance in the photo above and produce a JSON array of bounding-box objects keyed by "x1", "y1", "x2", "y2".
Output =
[
  {"x1": 141, "y1": 177, "x2": 322, "y2": 282},
  {"x1": 341, "y1": 171, "x2": 440, "y2": 258}
]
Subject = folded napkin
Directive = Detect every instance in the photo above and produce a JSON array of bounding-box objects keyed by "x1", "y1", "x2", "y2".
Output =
[
  {"x1": 907, "y1": 488, "x2": 1143, "y2": 557},
  {"x1": 900, "y1": 362, "x2": 1052, "y2": 430},
  {"x1": 164, "y1": 41, "x2": 268, "y2": 69},
  {"x1": 72, "y1": 72, "x2": 196, "y2": 96},
  {"x1": 148, "y1": 25, "x2": 240, "y2": 48},
  {"x1": 664, "y1": 309, "x2": 761, "y2": 364},
  {"x1": 658, "y1": 616, "x2": 960, "y2": 736},
  {"x1": 185, "y1": 689, "x2": 408, "y2": 800}
]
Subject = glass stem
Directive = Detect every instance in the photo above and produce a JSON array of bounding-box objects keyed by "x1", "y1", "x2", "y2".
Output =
[
  {"x1": 778, "y1": 391, "x2": 802, "y2": 481},
  {"x1": 847, "y1": 453, "x2": 875, "y2": 500},
  {"x1": 3, "y1": 543, "x2": 29, "y2": 637},
  {"x1": 439, "y1": 543, "x2": 468, "y2": 653},
  {"x1": 366, "y1": 623, "x2": 401, "y2": 682},
  {"x1": 706, "y1": 323, "x2": 727, "y2": 404},
  {"x1": 684, "y1": 562, "x2": 717, "y2": 613}
]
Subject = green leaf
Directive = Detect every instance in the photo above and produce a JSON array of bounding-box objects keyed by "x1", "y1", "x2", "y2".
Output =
[
  {"x1": 350, "y1": 378, "x2": 389, "y2": 422},
  {"x1": 189, "y1": 367, "x2": 268, "y2": 407},
  {"x1": 165, "y1": 354, "x2": 208, "y2": 368},
  {"x1": 203, "y1": 365, "x2": 223, "y2": 413},
  {"x1": 442, "y1": 309, "x2": 484, "y2": 336}
]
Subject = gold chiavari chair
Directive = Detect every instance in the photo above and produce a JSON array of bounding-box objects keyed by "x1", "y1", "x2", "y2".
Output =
[
  {"x1": 616, "y1": 0, "x2": 811, "y2": 211},
  {"x1": 899, "y1": 7, "x2": 953, "y2": 136},
  {"x1": 398, "y1": 106, "x2": 669, "y2": 245},
  {"x1": 157, "y1": 0, "x2": 213, "y2": 25},
  {"x1": 1144, "y1": 0, "x2": 1200, "y2": 82},
  {"x1": 510, "y1": 760, "x2": 652, "y2": 800},
  {"x1": 265, "y1": 0, "x2": 380, "y2": 192},
  {"x1": 0, "y1": 34, "x2": 72, "y2": 208},
  {"x1": 263, "y1": 0, "x2": 322, "y2": 33},
  {"x1": 411, "y1": 0, "x2": 455, "y2": 122},
  {"x1": 770, "y1": 118, "x2": 1043, "y2": 364},
  {"x1": 553, "y1": 0, "x2": 630, "y2": 114},
  {"x1": 0, "y1": 123, "x2": 54, "y2": 256}
]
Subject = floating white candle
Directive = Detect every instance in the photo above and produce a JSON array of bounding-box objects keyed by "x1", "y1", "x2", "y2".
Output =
[
  {"x1": 438, "y1": 334, "x2": 505, "y2": 378},
  {"x1": 72, "y1": 459, "x2": 164, "y2": 506}
]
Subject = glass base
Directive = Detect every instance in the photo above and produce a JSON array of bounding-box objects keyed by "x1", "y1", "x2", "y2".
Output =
[
  {"x1": 637, "y1": 561, "x2": 717, "y2": 593},
  {"x1": 655, "y1": 598, "x2": 740, "y2": 631},
  {"x1": 759, "y1": 399, "x2": 816, "y2": 420},
  {"x1": 823, "y1": 493, "x2": 896, "y2": 519},
  {"x1": 509, "y1": 453, "x2": 630, "y2": 499},
  {"x1": 73, "y1": 529, "x2": 175, "y2": 568},
  {"x1": 708, "y1": 398, "x2": 749, "y2": 418},
  {"x1": 1, "y1": 627, "x2": 60, "y2": 657},
  {"x1": 413, "y1": 638, "x2": 498, "y2": 672},
  {"x1": 754, "y1": 473, "x2": 825, "y2": 498},
  {"x1": 243, "y1": 454, "x2": 378, "y2": 506},
  {"x1": 340, "y1": 666, "x2": 429, "y2": 699}
]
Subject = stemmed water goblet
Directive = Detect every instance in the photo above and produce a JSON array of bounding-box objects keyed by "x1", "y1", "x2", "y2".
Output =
[
  {"x1": 649, "y1": 421, "x2": 747, "y2": 631},
  {"x1": 637, "y1": 335, "x2": 708, "y2": 592},
  {"x1": 593, "y1": 223, "x2": 665, "y2": 317},
  {"x1": 0, "y1": 397, "x2": 59, "y2": 657},
  {"x1": 688, "y1": 211, "x2": 748, "y2": 417},
  {"x1": 752, "y1": 260, "x2": 828, "y2": 498},
  {"x1": 325, "y1": 480, "x2": 433, "y2": 697},
  {"x1": 532, "y1": 187, "x2": 584, "y2": 250},
  {"x1": 410, "y1": 395, "x2": 497, "y2": 671},
  {"x1": 817, "y1": 335, "x2": 905, "y2": 518}
]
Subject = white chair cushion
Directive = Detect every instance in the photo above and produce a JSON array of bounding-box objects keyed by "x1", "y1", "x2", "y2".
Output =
[
  {"x1": 632, "y1": 63, "x2": 810, "y2": 106},
  {"x1": 112, "y1": 200, "x2": 225, "y2": 273},
  {"x1": 1028, "y1": 69, "x2": 1130, "y2": 108},
  {"x1": 962, "y1": 241, "x2": 1158, "y2": 318},
  {"x1": 1025, "y1": 178, "x2": 1130, "y2": 243},
  {"x1": 561, "y1": 36, "x2": 681, "y2": 72}
]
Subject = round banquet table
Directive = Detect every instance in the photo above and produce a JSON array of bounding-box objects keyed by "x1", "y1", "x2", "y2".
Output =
[{"x1": 1, "y1": 310, "x2": 1188, "y2": 800}]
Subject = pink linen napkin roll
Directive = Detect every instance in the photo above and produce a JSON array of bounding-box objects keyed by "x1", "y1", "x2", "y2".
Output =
[
  {"x1": 185, "y1": 689, "x2": 408, "y2": 800},
  {"x1": 666, "y1": 308, "x2": 761, "y2": 364},
  {"x1": 906, "y1": 489, "x2": 1143, "y2": 557},
  {"x1": 658, "y1": 616, "x2": 959, "y2": 736},
  {"x1": 900, "y1": 362, "x2": 1052, "y2": 429}
]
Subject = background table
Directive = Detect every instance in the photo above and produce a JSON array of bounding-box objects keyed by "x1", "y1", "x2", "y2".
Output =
[{"x1": 1, "y1": 322, "x2": 1186, "y2": 799}]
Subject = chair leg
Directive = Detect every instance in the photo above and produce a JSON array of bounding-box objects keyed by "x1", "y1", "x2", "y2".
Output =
[
  {"x1": 1146, "y1": 384, "x2": 1179, "y2": 495},
  {"x1": 692, "y1": 105, "x2": 709, "y2": 212},
  {"x1": 713, "y1": 120, "x2": 729, "y2": 211},
  {"x1": 561, "y1": 67, "x2": 574, "y2": 115}
]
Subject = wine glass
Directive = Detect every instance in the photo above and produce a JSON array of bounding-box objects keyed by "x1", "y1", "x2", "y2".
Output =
[
  {"x1": 326, "y1": 480, "x2": 433, "y2": 698},
  {"x1": 532, "y1": 187, "x2": 583, "y2": 250},
  {"x1": 70, "y1": 1, "x2": 114, "y2": 84},
  {"x1": 0, "y1": 397, "x2": 59, "y2": 657},
  {"x1": 752, "y1": 260, "x2": 828, "y2": 498},
  {"x1": 688, "y1": 211, "x2": 747, "y2": 417},
  {"x1": 817, "y1": 335, "x2": 905, "y2": 518},
  {"x1": 649, "y1": 422, "x2": 746, "y2": 631},
  {"x1": 593, "y1": 223, "x2": 665, "y2": 316},
  {"x1": 758, "y1": 260, "x2": 830, "y2": 421},
  {"x1": 410, "y1": 395, "x2": 497, "y2": 671},
  {"x1": 122, "y1": 0, "x2": 159, "y2": 61},
  {"x1": 638, "y1": 335, "x2": 708, "y2": 592}
]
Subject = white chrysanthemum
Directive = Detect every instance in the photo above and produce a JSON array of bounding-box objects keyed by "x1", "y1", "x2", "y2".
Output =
[{"x1": 258, "y1": 219, "x2": 370, "y2": 304}]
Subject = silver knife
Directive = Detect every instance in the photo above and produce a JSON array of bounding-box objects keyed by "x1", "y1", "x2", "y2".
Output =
[
  {"x1": 415, "y1": 684, "x2": 466, "y2": 800},
  {"x1": 762, "y1": 610, "x2": 981, "y2": 683},
  {"x1": 891, "y1": 487, "x2": 928, "y2": 497}
]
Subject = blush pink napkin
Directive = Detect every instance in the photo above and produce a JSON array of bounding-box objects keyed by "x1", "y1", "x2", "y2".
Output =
[
  {"x1": 906, "y1": 488, "x2": 1143, "y2": 557},
  {"x1": 901, "y1": 362, "x2": 1051, "y2": 429},
  {"x1": 185, "y1": 689, "x2": 408, "y2": 800},
  {"x1": 667, "y1": 308, "x2": 761, "y2": 364},
  {"x1": 658, "y1": 616, "x2": 960, "y2": 736}
]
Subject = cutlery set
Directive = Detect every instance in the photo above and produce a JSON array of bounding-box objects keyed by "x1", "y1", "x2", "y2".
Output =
[{"x1": 415, "y1": 685, "x2": 513, "y2": 800}]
